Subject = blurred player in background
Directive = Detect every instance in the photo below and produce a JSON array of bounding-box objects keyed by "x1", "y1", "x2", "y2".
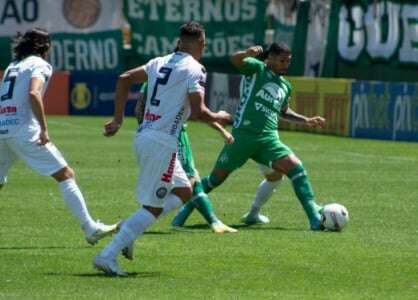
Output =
[
  {"x1": 179, "y1": 43, "x2": 326, "y2": 230},
  {"x1": 136, "y1": 82, "x2": 237, "y2": 233},
  {"x1": 94, "y1": 21, "x2": 232, "y2": 276},
  {"x1": 0, "y1": 28, "x2": 118, "y2": 245}
]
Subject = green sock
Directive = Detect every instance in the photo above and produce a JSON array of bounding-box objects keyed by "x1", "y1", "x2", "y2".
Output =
[
  {"x1": 287, "y1": 164, "x2": 321, "y2": 228},
  {"x1": 191, "y1": 181, "x2": 218, "y2": 225},
  {"x1": 171, "y1": 201, "x2": 196, "y2": 227},
  {"x1": 201, "y1": 174, "x2": 223, "y2": 194}
]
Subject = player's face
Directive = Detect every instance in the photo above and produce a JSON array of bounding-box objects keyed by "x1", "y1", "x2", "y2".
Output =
[
  {"x1": 196, "y1": 33, "x2": 206, "y2": 60},
  {"x1": 267, "y1": 53, "x2": 292, "y2": 75}
]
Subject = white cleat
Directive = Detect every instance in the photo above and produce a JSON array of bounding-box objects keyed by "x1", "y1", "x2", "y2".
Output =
[
  {"x1": 211, "y1": 221, "x2": 238, "y2": 234},
  {"x1": 241, "y1": 212, "x2": 270, "y2": 225},
  {"x1": 93, "y1": 255, "x2": 127, "y2": 277},
  {"x1": 122, "y1": 242, "x2": 134, "y2": 261},
  {"x1": 85, "y1": 221, "x2": 120, "y2": 245}
]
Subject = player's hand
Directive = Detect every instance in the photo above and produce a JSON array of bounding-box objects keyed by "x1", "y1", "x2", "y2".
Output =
[
  {"x1": 306, "y1": 116, "x2": 325, "y2": 128},
  {"x1": 216, "y1": 110, "x2": 232, "y2": 126},
  {"x1": 246, "y1": 46, "x2": 263, "y2": 57},
  {"x1": 223, "y1": 132, "x2": 235, "y2": 144},
  {"x1": 104, "y1": 120, "x2": 121, "y2": 137},
  {"x1": 37, "y1": 130, "x2": 50, "y2": 145}
]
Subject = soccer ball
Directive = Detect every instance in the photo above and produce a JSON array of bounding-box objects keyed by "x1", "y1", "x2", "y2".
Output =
[{"x1": 320, "y1": 203, "x2": 349, "y2": 231}]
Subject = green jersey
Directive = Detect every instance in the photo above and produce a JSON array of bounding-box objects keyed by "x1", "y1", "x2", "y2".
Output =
[{"x1": 233, "y1": 57, "x2": 292, "y2": 134}]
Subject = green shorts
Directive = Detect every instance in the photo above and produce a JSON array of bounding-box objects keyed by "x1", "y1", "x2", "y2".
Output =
[
  {"x1": 214, "y1": 129, "x2": 293, "y2": 172},
  {"x1": 178, "y1": 126, "x2": 197, "y2": 178}
]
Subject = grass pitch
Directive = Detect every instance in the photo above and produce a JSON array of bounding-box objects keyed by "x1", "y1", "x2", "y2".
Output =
[{"x1": 0, "y1": 116, "x2": 417, "y2": 299}]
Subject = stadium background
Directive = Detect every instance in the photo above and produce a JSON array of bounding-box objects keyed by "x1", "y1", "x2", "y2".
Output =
[{"x1": 0, "y1": 0, "x2": 417, "y2": 142}]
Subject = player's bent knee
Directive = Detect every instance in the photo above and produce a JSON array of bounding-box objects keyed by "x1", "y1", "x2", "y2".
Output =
[
  {"x1": 172, "y1": 186, "x2": 193, "y2": 203},
  {"x1": 272, "y1": 154, "x2": 301, "y2": 174},
  {"x1": 143, "y1": 205, "x2": 163, "y2": 218},
  {"x1": 51, "y1": 166, "x2": 75, "y2": 182},
  {"x1": 265, "y1": 171, "x2": 283, "y2": 182}
]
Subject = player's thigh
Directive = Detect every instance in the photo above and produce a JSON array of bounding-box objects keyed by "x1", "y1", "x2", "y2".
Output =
[
  {"x1": 7, "y1": 135, "x2": 68, "y2": 176},
  {"x1": 253, "y1": 137, "x2": 293, "y2": 169},
  {"x1": 214, "y1": 135, "x2": 253, "y2": 172},
  {"x1": 0, "y1": 139, "x2": 17, "y2": 182},
  {"x1": 178, "y1": 129, "x2": 198, "y2": 178},
  {"x1": 134, "y1": 137, "x2": 189, "y2": 207}
]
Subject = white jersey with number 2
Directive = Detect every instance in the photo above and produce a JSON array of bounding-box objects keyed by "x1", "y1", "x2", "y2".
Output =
[
  {"x1": 139, "y1": 51, "x2": 206, "y2": 148},
  {"x1": 0, "y1": 55, "x2": 52, "y2": 139}
]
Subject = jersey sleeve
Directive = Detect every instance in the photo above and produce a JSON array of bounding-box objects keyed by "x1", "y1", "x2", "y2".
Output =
[
  {"x1": 144, "y1": 57, "x2": 159, "y2": 75},
  {"x1": 237, "y1": 57, "x2": 264, "y2": 76},
  {"x1": 187, "y1": 65, "x2": 206, "y2": 94},
  {"x1": 31, "y1": 62, "x2": 52, "y2": 83},
  {"x1": 282, "y1": 78, "x2": 292, "y2": 107}
]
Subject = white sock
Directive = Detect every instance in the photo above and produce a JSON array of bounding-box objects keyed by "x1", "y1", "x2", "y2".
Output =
[
  {"x1": 159, "y1": 194, "x2": 184, "y2": 218},
  {"x1": 101, "y1": 208, "x2": 156, "y2": 258},
  {"x1": 249, "y1": 179, "x2": 283, "y2": 216},
  {"x1": 58, "y1": 178, "x2": 95, "y2": 232}
]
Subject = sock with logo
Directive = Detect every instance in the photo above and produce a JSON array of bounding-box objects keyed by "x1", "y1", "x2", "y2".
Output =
[{"x1": 286, "y1": 164, "x2": 322, "y2": 229}]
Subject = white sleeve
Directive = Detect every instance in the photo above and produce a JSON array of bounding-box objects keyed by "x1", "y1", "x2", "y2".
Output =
[
  {"x1": 187, "y1": 65, "x2": 206, "y2": 94},
  {"x1": 144, "y1": 57, "x2": 159, "y2": 75},
  {"x1": 31, "y1": 62, "x2": 52, "y2": 83}
]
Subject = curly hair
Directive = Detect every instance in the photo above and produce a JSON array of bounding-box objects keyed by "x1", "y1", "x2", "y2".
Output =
[{"x1": 13, "y1": 28, "x2": 51, "y2": 60}]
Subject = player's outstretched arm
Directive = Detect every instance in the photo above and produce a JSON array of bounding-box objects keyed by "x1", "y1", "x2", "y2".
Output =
[
  {"x1": 104, "y1": 66, "x2": 148, "y2": 137},
  {"x1": 280, "y1": 105, "x2": 326, "y2": 128},
  {"x1": 29, "y1": 78, "x2": 49, "y2": 145},
  {"x1": 231, "y1": 46, "x2": 263, "y2": 68},
  {"x1": 188, "y1": 91, "x2": 232, "y2": 125},
  {"x1": 209, "y1": 122, "x2": 234, "y2": 144}
]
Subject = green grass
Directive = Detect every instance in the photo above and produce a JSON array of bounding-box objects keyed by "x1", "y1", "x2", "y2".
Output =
[{"x1": 1, "y1": 116, "x2": 417, "y2": 299}]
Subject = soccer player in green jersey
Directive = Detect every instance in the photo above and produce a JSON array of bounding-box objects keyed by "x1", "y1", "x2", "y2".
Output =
[
  {"x1": 135, "y1": 82, "x2": 237, "y2": 234},
  {"x1": 175, "y1": 43, "x2": 326, "y2": 230}
]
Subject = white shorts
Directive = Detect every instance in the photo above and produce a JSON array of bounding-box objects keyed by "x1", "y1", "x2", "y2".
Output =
[
  {"x1": 0, "y1": 133, "x2": 67, "y2": 182},
  {"x1": 134, "y1": 135, "x2": 190, "y2": 208}
]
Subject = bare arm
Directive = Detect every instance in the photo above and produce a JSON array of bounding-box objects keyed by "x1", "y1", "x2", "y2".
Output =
[
  {"x1": 188, "y1": 91, "x2": 231, "y2": 125},
  {"x1": 280, "y1": 104, "x2": 325, "y2": 128},
  {"x1": 230, "y1": 46, "x2": 263, "y2": 68},
  {"x1": 209, "y1": 122, "x2": 234, "y2": 144},
  {"x1": 134, "y1": 89, "x2": 146, "y2": 125},
  {"x1": 104, "y1": 66, "x2": 148, "y2": 137},
  {"x1": 29, "y1": 78, "x2": 49, "y2": 145}
]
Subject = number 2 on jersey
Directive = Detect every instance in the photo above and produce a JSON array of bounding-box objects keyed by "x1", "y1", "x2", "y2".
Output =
[
  {"x1": 0, "y1": 68, "x2": 18, "y2": 101},
  {"x1": 150, "y1": 67, "x2": 172, "y2": 106}
]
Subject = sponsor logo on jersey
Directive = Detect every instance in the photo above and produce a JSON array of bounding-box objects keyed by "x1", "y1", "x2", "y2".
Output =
[
  {"x1": 254, "y1": 102, "x2": 276, "y2": 118},
  {"x1": 71, "y1": 83, "x2": 91, "y2": 110},
  {"x1": 256, "y1": 82, "x2": 285, "y2": 106},
  {"x1": 0, "y1": 118, "x2": 19, "y2": 127},
  {"x1": 144, "y1": 109, "x2": 161, "y2": 121},
  {"x1": 0, "y1": 106, "x2": 17, "y2": 114},
  {"x1": 170, "y1": 107, "x2": 185, "y2": 136},
  {"x1": 161, "y1": 152, "x2": 177, "y2": 183}
]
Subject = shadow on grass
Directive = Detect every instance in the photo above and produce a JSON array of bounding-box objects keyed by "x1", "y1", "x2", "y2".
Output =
[
  {"x1": 174, "y1": 223, "x2": 306, "y2": 232},
  {"x1": 0, "y1": 246, "x2": 89, "y2": 250},
  {"x1": 45, "y1": 271, "x2": 160, "y2": 278}
]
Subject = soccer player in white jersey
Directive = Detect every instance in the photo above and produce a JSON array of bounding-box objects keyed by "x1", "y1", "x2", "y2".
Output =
[
  {"x1": 93, "y1": 21, "x2": 231, "y2": 276},
  {"x1": 0, "y1": 28, "x2": 118, "y2": 245}
]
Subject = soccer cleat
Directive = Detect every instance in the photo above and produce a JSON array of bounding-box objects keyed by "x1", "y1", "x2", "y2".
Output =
[
  {"x1": 93, "y1": 255, "x2": 127, "y2": 277},
  {"x1": 122, "y1": 242, "x2": 134, "y2": 260},
  {"x1": 310, "y1": 216, "x2": 325, "y2": 231},
  {"x1": 241, "y1": 212, "x2": 270, "y2": 225},
  {"x1": 85, "y1": 221, "x2": 120, "y2": 245},
  {"x1": 211, "y1": 221, "x2": 238, "y2": 234}
]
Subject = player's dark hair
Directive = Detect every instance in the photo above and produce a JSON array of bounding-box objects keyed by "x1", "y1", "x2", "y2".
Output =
[
  {"x1": 267, "y1": 42, "x2": 292, "y2": 56},
  {"x1": 179, "y1": 21, "x2": 205, "y2": 43},
  {"x1": 13, "y1": 28, "x2": 51, "y2": 60}
]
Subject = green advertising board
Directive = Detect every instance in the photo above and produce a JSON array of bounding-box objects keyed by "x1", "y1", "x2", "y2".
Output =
[
  {"x1": 0, "y1": 0, "x2": 123, "y2": 72},
  {"x1": 323, "y1": 0, "x2": 418, "y2": 81},
  {"x1": 124, "y1": 0, "x2": 268, "y2": 73}
]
